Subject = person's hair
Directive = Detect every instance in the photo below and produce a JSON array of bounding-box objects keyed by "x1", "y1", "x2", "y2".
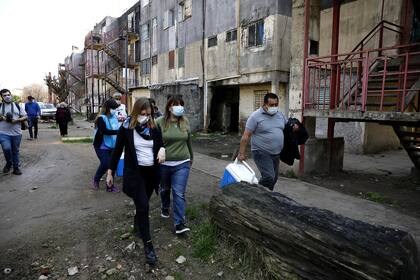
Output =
[
  {"x1": 0, "y1": 89, "x2": 11, "y2": 96},
  {"x1": 129, "y1": 97, "x2": 155, "y2": 129},
  {"x1": 263, "y1": 92, "x2": 279, "y2": 104},
  {"x1": 27, "y1": 96, "x2": 34, "y2": 100},
  {"x1": 163, "y1": 95, "x2": 187, "y2": 132},
  {"x1": 113, "y1": 92, "x2": 122, "y2": 98},
  {"x1": 95, "y1": 99, "x2": 119, "y2": 127}
]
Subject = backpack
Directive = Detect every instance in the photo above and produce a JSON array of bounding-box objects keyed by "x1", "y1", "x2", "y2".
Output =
[{"x1": 0, "y1": 102, "x2": 28, "y2": 130}]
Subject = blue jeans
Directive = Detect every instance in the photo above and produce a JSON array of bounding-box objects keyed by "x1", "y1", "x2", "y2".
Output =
[
  {"x1": 160, "y1": 161, "x2": 191, "y2": 226},
  {"x1": 94, "y1": 148, "x2": 114, "y2": 183},
  {"x1": 0, "y1": 133, "x2": 22, "y2": 169},
  {"x1": 252, "y1": 150, "x2": 280, "y2": 191}
]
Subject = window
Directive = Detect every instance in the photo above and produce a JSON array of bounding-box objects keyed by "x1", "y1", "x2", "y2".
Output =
[
  {"x1": 226, "y1": 29, "x2": 237, "y2": 42},
  {"x1": 309, "y1": 39, "x2": 319, "y2": 55},
  {"x1": 254, "y1": 90, "x2": 268, "y2": 110},
  {"x1": 152, "y1": 18, "x2": 158, "y2": 54},
  {"x1": 141, "y1": 23, "x2": 150, "y2": 41},
  {"x1": 164, "y1": 9, "x2": 175, "y2": 29},
  {"x1": 141, "y1": 59, "x2": 151, "y2": 74},
  {"x1": 178, "y1": 0, "x2": 192, "y2": 21},
  {"x1": 141, "y1": 0, "x2": 149, "y2": 7},
  {"x1": 152, "y1": 55, "x2": 158, "y2": 65},
  {"x1": 178, "y1": 48, "x2": 185, "y2": 68},
  {"x1": 248, "y1": 20, "x2": 264, "y2": 47},
  {"x1": 168, "y1": 50, "x2": 175, "y2": 69},
  {"x1": 208, "y1": 35, "x2": 217, "y2": 48}
]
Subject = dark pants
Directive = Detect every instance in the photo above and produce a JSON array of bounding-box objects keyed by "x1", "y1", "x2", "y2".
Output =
[
  {"x1": 0, "y1": 134, "x2": 22, "y2": 169},
  {"x1": 28, "y1": 116, "x2": 38, "y2": 139},
  {"x1": 252, "y1": 150, "x2": 280, "y2": 191},
  {"x1": 58, "y1": 121, "x2": 68, "y2": 136},
  {"x1": 94, "y1": 148, "x2": 114, "y2": 183},
  {"x1": 133, "y1": 165, "x2": 158, "y2": 242}
]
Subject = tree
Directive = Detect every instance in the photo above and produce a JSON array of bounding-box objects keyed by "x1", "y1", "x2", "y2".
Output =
[
  {"x1": 44, "y1": 71, "x2": 69, "y2": 103},
  {"x1": 22, "y1": 83, "x2": 49, "y2": 102}
]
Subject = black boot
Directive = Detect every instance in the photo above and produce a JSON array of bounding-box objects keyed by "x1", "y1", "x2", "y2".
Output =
[{"x1": 143, "y1": 240, "x2": 157, "y2": 265}]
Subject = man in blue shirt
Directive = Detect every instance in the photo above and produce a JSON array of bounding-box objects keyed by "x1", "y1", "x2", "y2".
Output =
[{"x1": 24, "y1": 96, "x2": 41, "y2": 140}]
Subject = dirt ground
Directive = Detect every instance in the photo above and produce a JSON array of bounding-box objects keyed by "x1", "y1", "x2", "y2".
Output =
[{"x1": 192, "y1": 132, "x2": 420, "y2": 219}]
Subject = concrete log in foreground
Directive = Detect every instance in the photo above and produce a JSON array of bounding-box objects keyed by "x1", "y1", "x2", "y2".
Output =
[{"x1": 209, "y1": 183, "x2": 420, "y2": 279}]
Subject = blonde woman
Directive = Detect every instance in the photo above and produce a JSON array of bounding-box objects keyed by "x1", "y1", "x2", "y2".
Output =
[
  {"x1": 156, "y1": 95, "x2": 193, "y2": 234},
  {"x1": 106, "y1": 97, "x2": 165, "y2": 266}
]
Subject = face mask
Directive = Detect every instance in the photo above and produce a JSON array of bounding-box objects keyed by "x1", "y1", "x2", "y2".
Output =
[
  {"x1": 115, "y1": 100, "x2": 121, "y2": 105},
  {"x1": 267, "y1": 107, "x2": 278, "y2": 115},
  {"x1": 110, "y1": 109, "x2": 116, "y2": 115},
  {"x1": 137, "y1": 115, "x2": 149, "y2": 125},
  {"x1": 172, "y1": 105, "x2": 184, "y2": 117},
  {"x1": 3, "y1": 96, "x2": 12, "y2": 103}
]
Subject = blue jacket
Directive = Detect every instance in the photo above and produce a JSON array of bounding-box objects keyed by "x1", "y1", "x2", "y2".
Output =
[{"x1": 25, "y1": 102, "x2": 41, "y2": 117}]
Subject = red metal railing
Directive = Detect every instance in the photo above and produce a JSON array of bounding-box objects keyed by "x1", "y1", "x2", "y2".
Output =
[{"x1": 304, "y1": 43, "x2": 420, "y2": 113}]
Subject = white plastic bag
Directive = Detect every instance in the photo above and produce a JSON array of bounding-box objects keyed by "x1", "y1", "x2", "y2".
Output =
[{"x1": 220, "y1": 158, "x2": 259, "y2": 188}]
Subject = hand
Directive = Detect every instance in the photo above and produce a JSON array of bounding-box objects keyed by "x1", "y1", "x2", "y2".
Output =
[
  {"x1": 292, "y1": 124, "x2": 299, "y2": 133},
  {"x1": 106, "y1": 171, "x2": 114, "y2": 187},
  {"x1": 11, "y1": 119, "x2": 18, "y2": 124},
  {"x1": 0, "y1": 116, "x2": 4, "y2": 121},
  {"x1": 238, "y1": 152, "x2": 246, "y2": 161},
  {"x1": 157, "y1": 147, "x2": 166, "y2": 164},
  {"x1": 190, "y1": 160, "x2": 193, "y2": 167}
]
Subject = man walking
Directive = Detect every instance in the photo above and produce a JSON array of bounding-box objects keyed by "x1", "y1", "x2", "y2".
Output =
[
  {"x1": 112, "y1": 92, "x2": 127, "y2": 123},
  {"x1": 24, "y1": 95, "x2": 41, "y2": 140},
  {"x1": 0, "y1": 89, "x2": 27, "y2": 175},
  {"x1": 238, "y1": 92, "x2": 293, "y2": 191}
]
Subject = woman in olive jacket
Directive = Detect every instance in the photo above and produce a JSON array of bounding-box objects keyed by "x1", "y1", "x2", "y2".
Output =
[{"x1": 106, "y1": 97, "x2": 165, "y2": 266}]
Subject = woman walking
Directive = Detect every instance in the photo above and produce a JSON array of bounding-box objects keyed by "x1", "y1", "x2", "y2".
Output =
[
  {"x1": 106, "y1": 97, "x2": 165, "y2": 265},
  {"x1": 55, "y1": 102, "x2": 72, "y2": 137},
  {"x1": 156, "y1": 95, "x2": 193, "y2": 234},
  {"x1": 93, "y1": 99, "x2": 120, "y2": 192}
]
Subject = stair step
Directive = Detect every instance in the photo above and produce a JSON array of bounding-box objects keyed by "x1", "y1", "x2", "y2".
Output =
[{"x1": 398, "y1": 131, "x2": 420, "y2": 137}]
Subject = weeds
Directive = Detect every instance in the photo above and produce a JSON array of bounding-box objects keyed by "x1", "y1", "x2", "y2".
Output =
[
  {"x1": 284, "y1": 170, "x2": 298, "y2": 179},
  {"x1": 365, "y1": 192, "x2": 385, "y2": 203},
  {"x1": 173, "y1": 272, "x2": 184, "y2": 280},
  {"x1": 186, "y1": 206, "x2": 199, "y2": 221},
  {"x1": 192, "y1": 220, "x2": 217, "y2": 261},
  {"x1": 62, "y1": 137, "x2": 93, "y2": 144}
]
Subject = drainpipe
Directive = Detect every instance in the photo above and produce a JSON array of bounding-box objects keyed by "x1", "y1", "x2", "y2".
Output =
[
  {"x1": 125, "y1": 34, "x2": 128, "y2": 97},
  {"x1": 202, "y1": 0, "x2": 207, "y2": 130}
]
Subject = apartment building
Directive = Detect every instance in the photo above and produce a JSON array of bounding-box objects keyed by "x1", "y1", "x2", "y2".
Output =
[{"x1": 61, "y1": 50, "x2": 85, "y2": 112}]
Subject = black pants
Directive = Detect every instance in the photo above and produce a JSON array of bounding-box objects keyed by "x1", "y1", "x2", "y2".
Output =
[
  {"x1": 58, "y1": 121, "x2": 68, "y2": 136},
  {"x1": 133, "y1": 165, "x2": 158, "y2": 243},
  {"x1": 28, "y1": 117, "x2": 38, "y2": 139}
]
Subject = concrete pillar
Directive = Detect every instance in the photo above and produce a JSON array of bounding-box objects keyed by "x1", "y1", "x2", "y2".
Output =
[{"x1": 289, "y1": 0, "x2": 320, "y2": 120}]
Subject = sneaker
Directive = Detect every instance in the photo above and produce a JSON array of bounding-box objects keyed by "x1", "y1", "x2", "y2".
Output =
[
  {"x1": 175, "y1": 223, "x2": 191, "y2": 234},
  {"x1": 106, "y1": 185, "x2": 120, "y2": 193},
  {"x1": 143, "y1": 240, "x2": 157, "y2": 265},
  {"x1": 92, "y1": 180, "x2": 99, "y2": 190},
  {"x1": 12, "y1": 168, "x2": 22, "y2": 175},
  {"x1": 160, "y1": 209, "x2": 170, "y2": 218},
  {"x1": 3, "y1": 165, "x2": 11, "y2": 174}
]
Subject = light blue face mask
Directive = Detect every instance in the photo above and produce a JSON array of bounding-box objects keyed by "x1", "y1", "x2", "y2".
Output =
[
  {"x1": 172, "y1": 105, "x2": 185, "y2": 117},
  {"x1": 267, "y1": 107, "x2": 278, "y2": 115},
  {"x1": 110, "y1": 109, "x2": 116, "y2": 115}
]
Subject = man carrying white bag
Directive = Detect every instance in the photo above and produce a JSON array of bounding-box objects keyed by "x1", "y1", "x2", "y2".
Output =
[{"x1": 220, "y1": 158, "x2": 259, "y2": 188}]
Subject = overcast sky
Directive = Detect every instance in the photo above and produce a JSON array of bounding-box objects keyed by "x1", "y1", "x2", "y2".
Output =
[{"x1": 0, "y1": 0, "x2": 138, "y2": 90}]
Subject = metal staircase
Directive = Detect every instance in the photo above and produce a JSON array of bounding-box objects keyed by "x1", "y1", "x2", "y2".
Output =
[{"x1": 393, "y1": 125, "x2": 420, "y2": 169}]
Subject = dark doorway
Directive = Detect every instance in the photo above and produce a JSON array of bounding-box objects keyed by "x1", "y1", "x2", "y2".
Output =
[{"x1": 209, "y1": 86, "x2": 239, "y2": 133}]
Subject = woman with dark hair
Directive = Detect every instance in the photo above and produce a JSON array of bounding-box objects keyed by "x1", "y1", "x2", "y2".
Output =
[
  {"x1": 156, "y1": 95, "x2": 193, "y2": 234},
  {"x1": 106, "y1": 97, "x2": 165, "y2": 265},
  {"x1": 55, "y1": 102, "x2": 72, "y2": 137},
  {"x1": 92, "y1": 99, "x2": 120, "y2": 192}
]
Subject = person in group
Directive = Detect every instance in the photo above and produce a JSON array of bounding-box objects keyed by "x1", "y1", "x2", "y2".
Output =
[
  {"x1": 106, "y1": 97, "x2": 165, "y2": 265},
  {"x1": 238, "y1": 92, "x2": 296, "y2": 191},
  {"x1": 156, "y1": 95, "x2": 193, "y2": 234},
  {"x1": 0, "y1": 89, "x2": 27, "y2": 175},
  {"x1": 149, "y1": 98, "x2": 162, "y2": 118},
  {"x1": 113, "y1": 92, "x2": 127, "y2": 123},
  {"x1": 24, "y1": 95, "x2": 41, "y2": 140},
  {"x1": 55, "y1": 102, "x2": 72, "y2": 137},
  {"x1": 92, "y1": 99, "x2": 120, "y2": 192}
]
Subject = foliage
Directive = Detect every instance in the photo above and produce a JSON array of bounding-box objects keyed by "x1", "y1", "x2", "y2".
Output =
[
  {"x1": 365, "y1": 192, "x2": 385, "y2": 203},
  {"x1": 12, "y1": 95, "x2": 21, "y2": 103},
  {"x1": 44, "y1": 71, "x2": 69, "y2": 103},
  {"x1": 192, "y1": 220, "x2": 217, "y2": 261},
  {"x1": 22, "y1": 83, "x2": 49, "y2": 102}
]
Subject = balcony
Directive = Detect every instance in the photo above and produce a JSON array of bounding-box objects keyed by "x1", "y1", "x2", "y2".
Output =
[{"x1": 84, "y1": 31, "x2": 103, "y2": 50}]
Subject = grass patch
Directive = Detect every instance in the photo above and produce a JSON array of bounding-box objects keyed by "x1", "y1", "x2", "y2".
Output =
[
  {"x1": 365, "y1": 192, "x2": 385, "y2": 203},
  {"x1": 174, "y1": 244, "x2": 187, "y2": 258},
  {"x1": 284, "y1": 169, "x2": 298, "y2": 179},
  {"x1": 62, "y1": 137, "x2": 93, "y2": 144},
  {"x1": 48, "y1": 125, "x2": 57, "y2": 129},
  {"x1": 192, "y1": 220, "x2": 217, "y2": 261},
  {"x1": 173, "y1": 272, "x2": 184, "y2": 280},
  {"x1": 186, "y1": 205, "x2": 199, "y2": 221}
]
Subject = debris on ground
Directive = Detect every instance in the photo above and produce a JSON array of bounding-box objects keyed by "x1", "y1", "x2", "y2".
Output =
[
  {"x1": 3, "y1": 268, "x2": 12, "y2": 274},
  {"x1": 176, "y1": 255, "x2": 187, "y2": 264},
  {"x1": 67, "y1": 266, "x2": 78, "y2": 276}
]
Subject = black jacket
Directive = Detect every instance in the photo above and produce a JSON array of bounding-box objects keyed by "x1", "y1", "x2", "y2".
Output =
[
  {"x1": 93, "y1": 117, "x2": 119, "y2": 149},
  {"x1": 280, "y1": 118, "x2": 309, "y2": 166},
  {"x1": 109, "y1": 119, "x2": 164, "y2": 198}
]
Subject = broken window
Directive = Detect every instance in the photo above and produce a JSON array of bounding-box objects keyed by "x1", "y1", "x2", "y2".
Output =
[
  {"x1": 152, "y1": 55, "x2": 158, "y2": 65},
  {"x1": 141, "y1": 59, "x2": 151, "y2": 75},
  {"x1": 178, "y1": 48, "x2": 185, "y2": 68},
  {"x1": 226, "y1": 29, "x2": 237, "y2": 42},
  {"x1": 309, "y1": 39, "x2": 319, "y2": 55},
  {"x1": 248, "y1": 20, "x2": 264, "y2": 47},
  {"x1": 169, "y1": 50, "x2": 175, "y2": 69},
  {"x1": 208, "y1": 35, "x2": 217, "y2": 48},
  {"x1": 141, "y1": 23, "x2": 150, "y2": 41},
  {"x1": 254, "y1": 90, "x2": 268, "y2": 110},
  {"x1": 178, "y1": 0, "x2": 192, "y2": 21}
]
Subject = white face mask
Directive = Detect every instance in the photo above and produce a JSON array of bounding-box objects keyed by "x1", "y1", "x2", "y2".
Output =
[
  {"x1": 172, "y1": 105, "x2": 185, "y2": 117},
  {"x1": 137, "y1": 115, "x2": 149, "y2": 125},
  {"x1": 267, "y1": 107, "x2": 278, "y2": 115},
  {"x1": 110, "y1": 109, "x2": 116, "y2": 115}
]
